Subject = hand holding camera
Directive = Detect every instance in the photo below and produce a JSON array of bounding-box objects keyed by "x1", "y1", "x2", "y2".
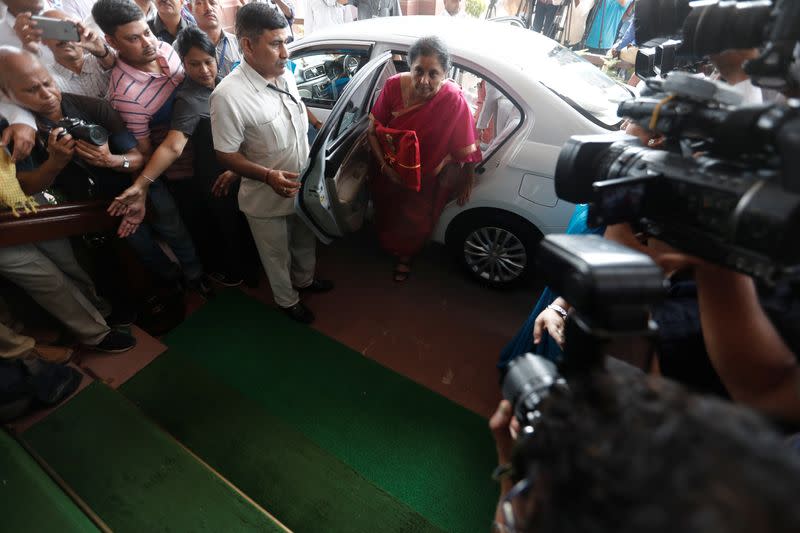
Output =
[
  {"x1": 74, "y1": 138, "x2": 115, "y2": 168},
  {"x1": 75, "y1": 22, "x2": 110, "y2": 59},
  {"x1": 46, "y1": 127, "x2": 75, "y2": 167}
]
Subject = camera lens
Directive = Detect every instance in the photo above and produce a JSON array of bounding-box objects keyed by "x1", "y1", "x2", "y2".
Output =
[
  {"x1": 682, "y1": 1, "x2": 772, "y2": 57},
  {"x1": 85, "y1": 125, "x2": 109, "y2": 146},
  {"x1": 502, "y1": 354, "x2": 562, "y2": 429}
]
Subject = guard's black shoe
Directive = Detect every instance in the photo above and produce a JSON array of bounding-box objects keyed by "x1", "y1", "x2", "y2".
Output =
[
  {"x1": 185, "y1": 275, "x2": 215, "y2": 299},
  {"x1": 91, "y1": 330, "x2": 137, "y2": 353},
  {"x1": 280, "y1": 302, "x2": 315, "y2": 324},
  {"x1": 294, "y1": 279, "x2": 334, "y2": 293}
]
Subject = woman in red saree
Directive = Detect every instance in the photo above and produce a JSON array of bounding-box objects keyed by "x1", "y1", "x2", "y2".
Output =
[{"x1": 368, "y1": 36, "x2": 482, "y2": 281}]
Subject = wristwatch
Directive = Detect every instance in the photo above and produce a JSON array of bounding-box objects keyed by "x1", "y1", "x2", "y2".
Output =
[{"x1": 121, "y1": 155, "x2": 130, "y2": 169}]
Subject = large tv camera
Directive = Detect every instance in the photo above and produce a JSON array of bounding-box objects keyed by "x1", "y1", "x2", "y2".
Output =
[
  {"x1": 555, "y1": 0, "x2": 800, "y2": 284},
  {"x1": 633, "y1": 0, "x2": 800, "y2": 87}
]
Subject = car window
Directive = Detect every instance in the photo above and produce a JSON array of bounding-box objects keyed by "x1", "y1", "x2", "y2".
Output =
[
  {"x1": 291, "y1": 50, "x2": 370, "y2": 109},
  {"x1": 329, "y1": 59, "x2": 390, "y2": 144},
  {"x1": 452, "y1": 67, "x2": 523, "y2": 160}
]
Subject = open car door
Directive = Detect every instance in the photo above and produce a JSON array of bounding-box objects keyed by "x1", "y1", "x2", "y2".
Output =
[{"x1": 296, "y1": 51, "x2": 395, "y2": 243}]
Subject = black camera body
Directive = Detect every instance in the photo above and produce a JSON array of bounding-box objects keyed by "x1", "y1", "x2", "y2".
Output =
[
  {"x1": 558, "y1": 1, "x2": 800, "y2": 284},
  {"x1": 502, "y1": 235, "x2": 665, "y2": 434},
  {"x1": 55, "y1": 117, "x2": 109, "y2": 146},
  {"x1": 634, "y1": 0, "x2": 800, "y2": 89},
  {"x1": 555, "y1": 72, "x2": 800, "y2": 283}
]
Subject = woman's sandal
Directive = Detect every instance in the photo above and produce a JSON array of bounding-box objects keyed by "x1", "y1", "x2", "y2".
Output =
[{"x1": 393, "y1": 262, "x2": 412, "y2": 282}]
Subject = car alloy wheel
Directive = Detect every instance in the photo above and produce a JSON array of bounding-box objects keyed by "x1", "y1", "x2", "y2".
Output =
[{"x1": 463, "y1": 226, "x2": 527, "y2": 284}]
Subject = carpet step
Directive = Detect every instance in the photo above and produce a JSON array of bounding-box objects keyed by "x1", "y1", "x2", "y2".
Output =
[
  {"x1": 20, "y1": 382, "x2": 288, "y2": 533},
  {"x1": 0, "y1": 429, "x2": 100, "y2": 532},
  {"x1": 124, "y1": 289, "x2": 498, "y2": 533},
  {"x1": 121, "y1": 350, "x2": 445, "y2": 533}
]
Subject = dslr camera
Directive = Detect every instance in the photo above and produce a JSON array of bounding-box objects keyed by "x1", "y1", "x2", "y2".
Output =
[
  {"x1": 555, "y1": 0, "x2": 800, "y2": 284},
  {"x1": 53, "y1": 117, "x2": 109, "y2": 146},
  {"x1": 502, "y1": 234, "x2": 665, "y2": 435}
]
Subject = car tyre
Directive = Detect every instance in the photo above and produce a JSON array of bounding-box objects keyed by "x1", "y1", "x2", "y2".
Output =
[{"x1": 447, "y1": 210, "x2": 542, "y2": 289}]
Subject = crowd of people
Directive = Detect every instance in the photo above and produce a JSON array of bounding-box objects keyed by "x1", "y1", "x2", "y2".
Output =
[{"x1": 0, "y1": 0, "x2": 486, "y2": 417}]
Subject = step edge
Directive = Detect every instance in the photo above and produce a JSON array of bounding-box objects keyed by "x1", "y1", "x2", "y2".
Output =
[
  {"x1": 110, "y1": 384, "x2": 295, "y2": 533},
  {"x1": 8, "y1": 428, "x2": 112, "y2": 533}
]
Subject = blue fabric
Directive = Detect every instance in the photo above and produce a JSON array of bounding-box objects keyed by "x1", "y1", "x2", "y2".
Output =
[
  {"x1": 586, "y1": 0, "x2": 633, "y2": 50},
  {"x1": 498, "y1": 204, "x2": 606, "y2": 369},
  {"x1": 616, "y1": 14, "x2": 636, "y2": 49}
]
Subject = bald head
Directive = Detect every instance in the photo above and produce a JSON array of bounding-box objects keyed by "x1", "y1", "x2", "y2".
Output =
[
  {"x1": 0, "y1": 46, "x2": 37, "y2": 90},
  {"x1": 0, "y1": 46, "x2": 62, "y2": 118},
  {"x1": 41, "y1": 8, "x2": 78, "y2": 21}
]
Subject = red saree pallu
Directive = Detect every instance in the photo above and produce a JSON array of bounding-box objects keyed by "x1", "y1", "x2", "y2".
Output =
[
  {"x1": 370, "y1": 75, "x2": 482, "y2": 258},
  {"x1": 374, "y1": 123, "x2": 422, "y2": 192}
]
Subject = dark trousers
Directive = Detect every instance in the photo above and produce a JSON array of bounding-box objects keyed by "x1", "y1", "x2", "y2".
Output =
[
  {"x1": 532, "y1": 3, "x2": 559, "y2": 36},
  {"x1": 166, "y1": 175, "x2": 255, "y2": 281}
]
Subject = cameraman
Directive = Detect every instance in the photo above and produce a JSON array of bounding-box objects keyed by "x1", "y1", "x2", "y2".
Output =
[
  {"x1": 658, "y1": 254, "x2": 800, "y2": 422},
  {"x1": 0, "y1": 46, "x2": 144, "y2": 198},
  {"x1": 489, "y1": 371, "x2": 800, "y2": 533}
]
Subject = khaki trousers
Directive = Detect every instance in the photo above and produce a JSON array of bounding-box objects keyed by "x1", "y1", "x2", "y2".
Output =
[
  {"x1": 0, "y1": 239, "x2": 110, "y2": 345},
  {"x1": 246, "y1": 214, "x2": 316, "y2": 308}
]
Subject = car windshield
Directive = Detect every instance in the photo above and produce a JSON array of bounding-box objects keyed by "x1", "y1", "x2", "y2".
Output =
[{"x1": 508, "y1": 38, "x2": 632, "y2": 127}]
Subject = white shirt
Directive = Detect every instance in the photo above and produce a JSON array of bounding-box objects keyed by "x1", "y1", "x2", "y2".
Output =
[
  {"x1": 61, "y1": 0, "x2": 96, "y2": 20},
  {"x1": 0, "y1": 7, "x2": 44, "y2": 128},
  {"x1": 0, "y1": 10, "x2": 55, "y2": 65},
  {"x1": 305, "y1": 0, "x2": 352, "y2": 35},
  {"x1": 732, "y1": 79, "x2": 763, "y2": 105},
  {"x1": 50, "y1": 53, "x2": 111, "y2": 99},
  {"x1": 210, "y1": 60, "x2": 309, "y2": 218},
  {"x1": 563, "y1": 0, "x2": 595, "y2": 46}
]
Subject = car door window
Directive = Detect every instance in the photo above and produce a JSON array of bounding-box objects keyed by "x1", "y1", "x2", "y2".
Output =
[
  {"x1": 450, "y1": 65, "x2": 523, "y2": 160},
  {"x1": 291, "y1": 50, "x2": 371, "y2": 109}
]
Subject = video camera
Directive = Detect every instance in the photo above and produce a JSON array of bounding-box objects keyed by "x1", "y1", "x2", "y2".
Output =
[
  {"x1": 502, "y1": 234, "x2": 665, "y2": 435},
  {"x1": 555, "y1": 0, "x2": 800, "y2": 284},
  {"x1": 634, "y1": 0, "x2": 800, "y2": 89}
]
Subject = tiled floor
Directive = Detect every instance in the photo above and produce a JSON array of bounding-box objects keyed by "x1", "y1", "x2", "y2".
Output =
[
  {"x1": 244, "y1": 230, "x2": 539, "y2": 417},
  {"x1": 10, "y1": 230, "x2": 540, "y2": 432}
]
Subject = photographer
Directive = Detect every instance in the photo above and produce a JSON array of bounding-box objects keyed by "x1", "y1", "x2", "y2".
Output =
[
  {"x1": 0, "y1": 46, "x2": 144, "y2": 198},
  {"x1": 657, "y1": 254, "x2": 800, "y2": 422},
  {"x1": 41, "y1": 9, "x2": 116, "y2": 100},
  {"x1": 489, "y1": 371, "x2": 800, "y2": 533}
]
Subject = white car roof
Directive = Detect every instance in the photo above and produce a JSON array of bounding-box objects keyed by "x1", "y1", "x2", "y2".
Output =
[
  {"x1": 295, "y1": 16, "x2": 631, "y2": 127},
  {"x1": 298, "y1": 15, "x2": 556, "y2": 77}
]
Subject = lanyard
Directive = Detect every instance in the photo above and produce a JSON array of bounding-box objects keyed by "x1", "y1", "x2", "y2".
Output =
[
  {"x1": 267, "y1": 83, "x2": 302, "y2": 111},
  {"x1": 217, "y1": 36, "x2": 228, "y2": 73}
]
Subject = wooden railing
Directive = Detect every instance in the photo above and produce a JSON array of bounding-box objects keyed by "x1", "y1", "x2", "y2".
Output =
[{"x1": 0, "y1": 200, "x2": 117, "y2": 247}]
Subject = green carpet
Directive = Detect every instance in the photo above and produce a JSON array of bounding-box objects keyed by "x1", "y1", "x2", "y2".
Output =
[
  {"x1": 122, "y1": 351, "x2": 445, "y2": 533},
  {"x1": 147, "y1": 289, "x2": 498, "y2": 533},
  {"x1": 22, "y1": 383, "x2": 286, "y2": 533},
  {"x1": 0, "y1": 429, "x2": 98, "y2": 532}
]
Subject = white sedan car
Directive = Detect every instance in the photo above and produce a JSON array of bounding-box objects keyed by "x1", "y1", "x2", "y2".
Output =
[{"x1": 292, "y1": 16, "x2": 632, "y2": 287}]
